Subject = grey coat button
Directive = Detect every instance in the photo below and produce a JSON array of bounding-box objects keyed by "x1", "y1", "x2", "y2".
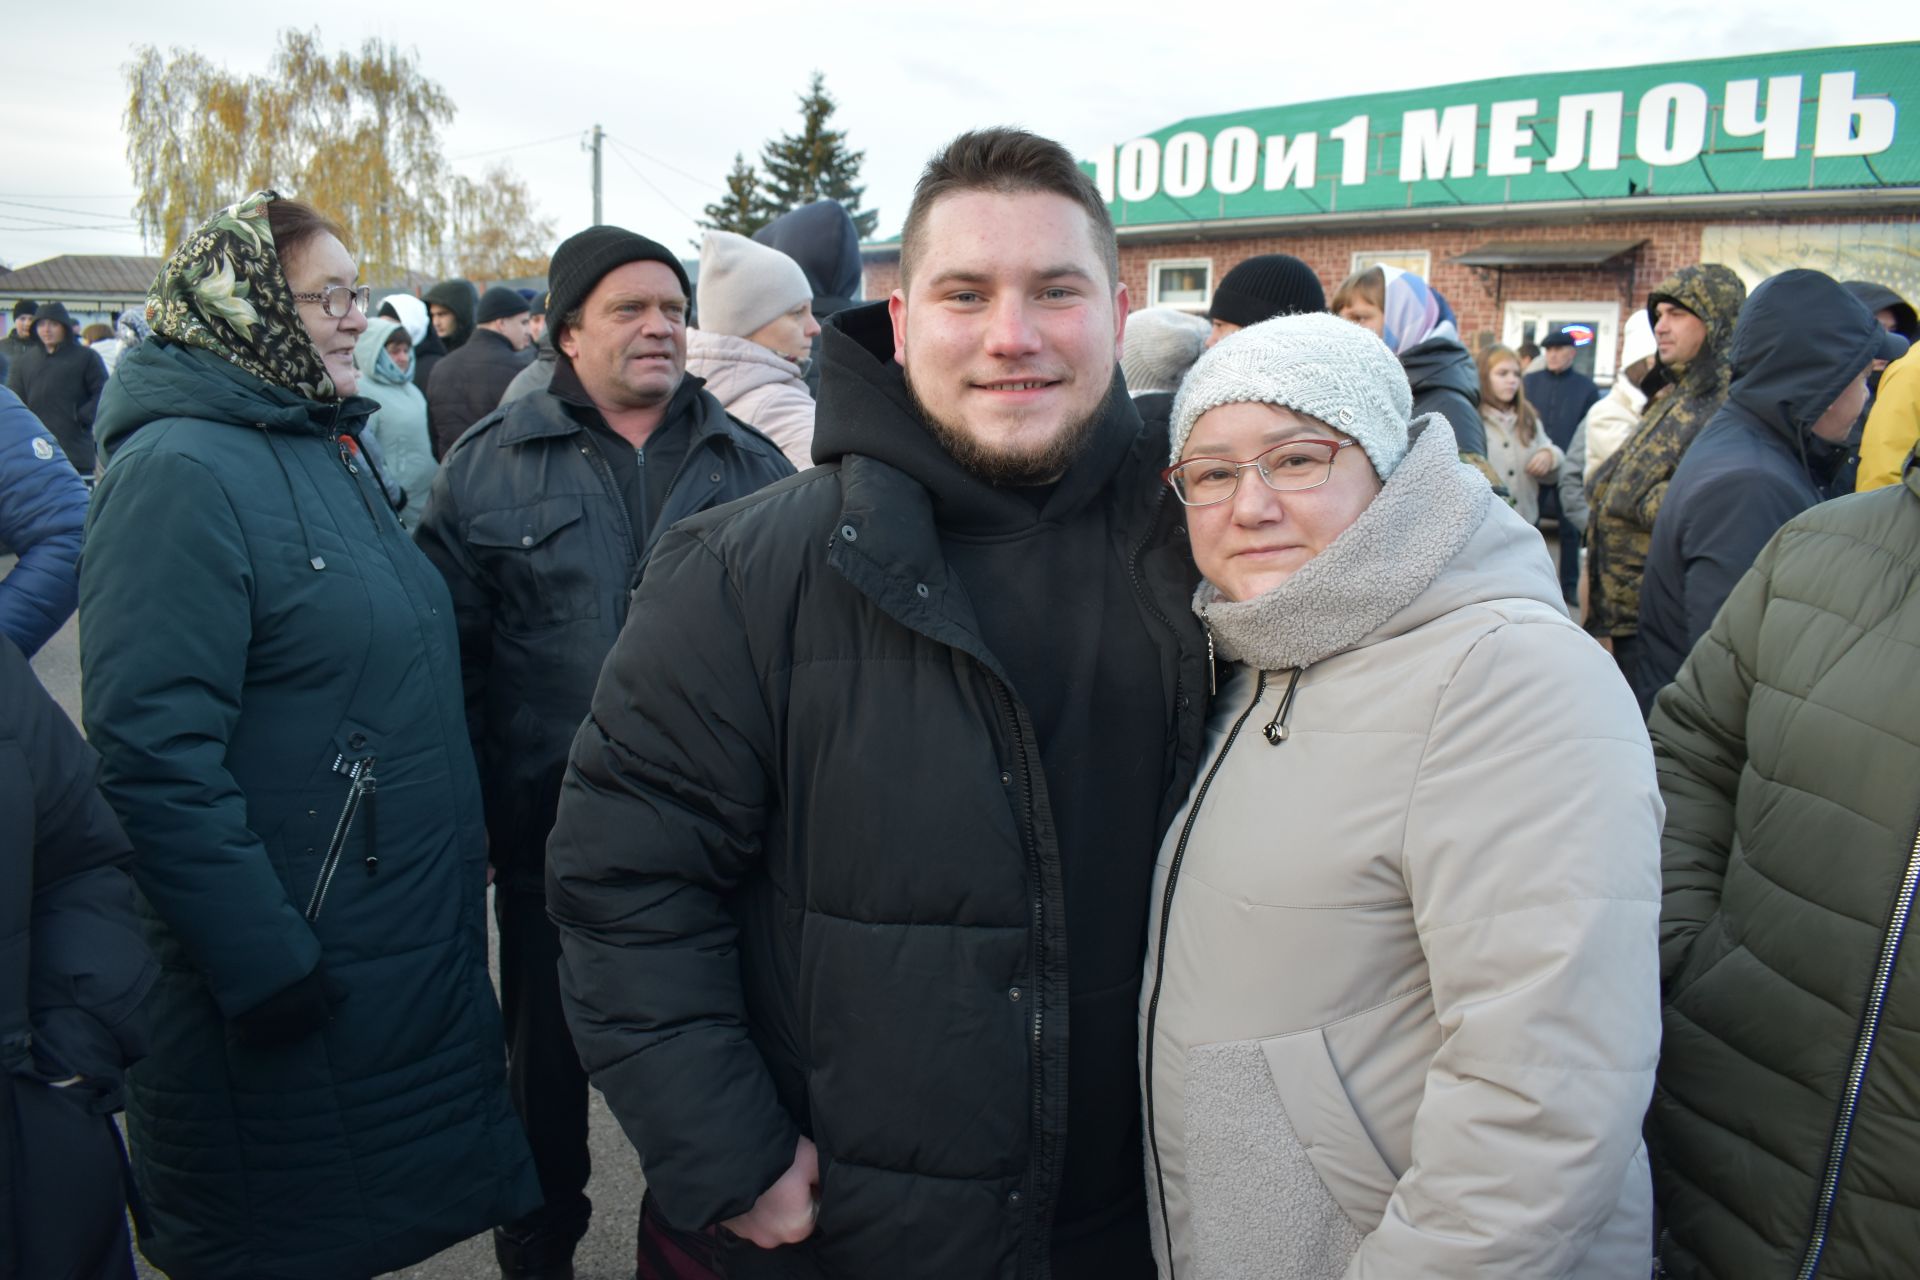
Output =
[
  {"x1": 521, "y1": 534, "x2": 533, "y2": 546},
  {"x1": 840, "y1": 524, "x2": 858, "y2": 542},
  {"x1": 1008, "y1": 986, "x2": 1022, "y2": 1002},
  {"x1": 915, "y1": 583, "x2": 929, "y2": 598}
]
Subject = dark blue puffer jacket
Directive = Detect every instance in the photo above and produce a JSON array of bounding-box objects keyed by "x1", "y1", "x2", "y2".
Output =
[{"x1": 0, "y1": 387, "x2": 88, "y2": 656}]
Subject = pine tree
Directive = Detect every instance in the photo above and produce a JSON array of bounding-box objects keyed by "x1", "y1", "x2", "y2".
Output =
[
  {"x1": 698, "y1": 153, "x2": 773, "y2": 239},
  {"x1": 759, "y1": 72, "x2": 878, "y2": 239}
]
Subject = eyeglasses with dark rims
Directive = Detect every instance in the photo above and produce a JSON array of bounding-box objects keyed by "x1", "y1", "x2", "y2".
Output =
[
  {"x1": 290, "y1": 285, "x2": 373, "y2": 319},
  {"x1": 1162, "y1": 438, "x2": 1357, "y2": 507}
]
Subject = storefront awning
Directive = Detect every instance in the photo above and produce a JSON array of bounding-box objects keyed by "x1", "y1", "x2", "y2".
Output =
[{"x1": 1449, "y1": 240, "x2": 1646, "y2": 268}]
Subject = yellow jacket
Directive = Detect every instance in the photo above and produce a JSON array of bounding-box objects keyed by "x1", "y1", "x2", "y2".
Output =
[{"x1": 1859, "y1": 352, "x2": 1918, "y2": 491}]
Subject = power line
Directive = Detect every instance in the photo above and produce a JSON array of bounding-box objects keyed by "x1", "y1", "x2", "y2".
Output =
[
  {"x1": 604, "y1": 147, "x2": 698, "y2": 223},
  {"x1": 604, "y1": 137, "x2": 725, "y2": 193},
  {"x1": 0, "y1": 212, "x2": 143, "y2": 233},
  {"x1": 0, "y1": 197, "x2": 138, "y2": 221},
  {"x1": 448, "y1": 131, "x2": 580, "y2": 163}
]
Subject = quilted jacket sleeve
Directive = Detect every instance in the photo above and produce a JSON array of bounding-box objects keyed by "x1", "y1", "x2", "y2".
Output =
[
  {"x1": 545, "y1": 524, "x2": 798, "y2": 1232},
  {"x1": 1355, "y1": 618, "x2": 1663, "y2": 1278},
  {"x1": 79, "y1": 447, "x2": 322, "y2": 1018},
  {"x1": 1646, "y1": 537, "x2": 1773, "y2": 981},
  {"x1": 0, "y1": 390, "x2": 87, "y2": 656}
]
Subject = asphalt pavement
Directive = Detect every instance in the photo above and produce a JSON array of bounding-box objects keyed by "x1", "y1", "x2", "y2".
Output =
[{"x1": 13, "y1": 567, "x2": 648, "y2": 1280}]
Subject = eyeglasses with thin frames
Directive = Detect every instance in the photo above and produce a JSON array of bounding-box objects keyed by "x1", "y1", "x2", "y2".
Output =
[
  {"x1": 290, "y1": 285, "x2": 372, "y2": 319},
  {"x1": 1162, "y1": 438, "x2": 1356, "y2": 507}
]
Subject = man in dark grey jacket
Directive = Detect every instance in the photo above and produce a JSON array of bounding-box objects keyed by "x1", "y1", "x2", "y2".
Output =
[
  {"x1": 1634, "y1": 270, "x2": 1906, "y2": 713},
  {"x1": 545, "y1": 129, "x2": 1209, "y2": 1280},
  {"x1": 426, "y1": 284, "x2": 533, "y2": 457},
  {"x1": 413, "y1": 226, "x2": 792, "y2": 1280}
]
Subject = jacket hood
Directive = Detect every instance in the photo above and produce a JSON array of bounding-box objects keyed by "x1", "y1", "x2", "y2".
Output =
[
  {"x1": 353, "y1": 318, "x2": 414, "y2": 387},
  {"x1": 424, "y1": 279, "x2": 477, "y2": 346},
  {"x1": 1399, "y1": 333, "x2": 1479, "y2": 400},
  {"x1": 378, "y1": 292, "x2": 430, "y2": 346},
  {"x1": 1647, "y1": 263, "x2": 1746, "y2": 389},
  {"x1": 1196, "y1": 416, "x2": 1563, "y2": 672},
  {"x1": 1844, "y1": 280, "x2": 1919, "y2": 340},
  {"x1": 96, "y1": 337, "x2": 374, "y2": 460},
  {"x1": 1727, "y1": 269, "x2": 1904, "y2": 447},
  {"x1": 753, "y1": 201, "x2": 863, "y2": 309},
  {"x1": 686, "y1": 329, "x2": 806, "y2": 404},
  {"x1": 815, "y1": 302, "x2": 1138, "y2": 534},
  {"x1": 35, "y1": 301, "x2": 75, "y2": 335}
]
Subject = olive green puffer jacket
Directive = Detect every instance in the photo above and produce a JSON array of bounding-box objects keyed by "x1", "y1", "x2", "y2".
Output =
[{"x1": 1647, "y1": 448, "x2": 1920, "y2": 1279}]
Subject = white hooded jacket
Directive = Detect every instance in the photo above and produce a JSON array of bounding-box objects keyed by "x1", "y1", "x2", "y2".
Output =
[{"x1": 1142, "y1": 418, "x2": 1663, "y2": 1280}]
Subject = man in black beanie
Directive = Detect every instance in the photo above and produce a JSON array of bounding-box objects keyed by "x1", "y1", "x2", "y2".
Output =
[
  {"x1": 0, "y1": 300, "x2": 39, "y2": 378},
  {"x1": 426, "y1": 284, "x2": 534, "y2": 457},
  {"x1": 413, "y1": 226, "x2": 791, "y2": 1280},
  {"x1": 1205, "y1": 252, "x2": 1327, "y2": 347}
]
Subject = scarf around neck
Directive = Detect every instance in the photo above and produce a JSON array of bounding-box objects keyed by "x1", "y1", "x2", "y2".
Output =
[
  {"x1": 146, "y1": 189, "x2": 338, "y2": 400},
  {"x1": 1194, "y1": 415, "x2": 1492, "y2": 672}
]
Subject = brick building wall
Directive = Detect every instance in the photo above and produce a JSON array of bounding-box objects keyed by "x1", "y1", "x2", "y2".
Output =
[{"x1": 862, "y1": 210, "x2": 1917, "y2": 372}]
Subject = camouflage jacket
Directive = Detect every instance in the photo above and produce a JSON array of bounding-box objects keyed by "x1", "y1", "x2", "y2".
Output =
[{"x1": 1586, "y1": 264, "x2": 1747, "y2": 637}]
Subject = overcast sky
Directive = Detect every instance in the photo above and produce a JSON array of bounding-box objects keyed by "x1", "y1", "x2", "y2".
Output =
[{"x1": 1, "y1": 1, "x2": 1909, "y2": 270}]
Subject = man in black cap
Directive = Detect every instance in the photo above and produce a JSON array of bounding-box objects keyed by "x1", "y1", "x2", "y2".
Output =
[
  {"x1": 0, "y1": 301, "x2": 40, "y2": 383},
  {"x1": 412, "y1": 226, "x2": 792, "y2": 1280},
  {"x1": 6, "y1": 303, "x2": 106, "y2": 476},
  {"x1": 1525, "y1": 330, "x2": 1602, "y2": 603},
  {"x1": 1204, "y1": 252, "x2": 1326, "y2": 348},
  {"x1": 426, "y1": 284, "x2": 535, "y2": 457}
]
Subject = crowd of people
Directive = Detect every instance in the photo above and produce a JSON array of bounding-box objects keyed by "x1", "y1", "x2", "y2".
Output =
[{"x1": 2, "y1": 123, "x2": 1917, "y2": 1280}]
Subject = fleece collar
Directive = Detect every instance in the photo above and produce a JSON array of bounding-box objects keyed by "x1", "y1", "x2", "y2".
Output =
[{"x1": 1195, "y1": 415, "x2": 1491, "y2": 671}]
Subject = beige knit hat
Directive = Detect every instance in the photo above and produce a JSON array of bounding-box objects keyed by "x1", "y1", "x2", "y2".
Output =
[
  {"x1": 1169, "y1": 312, "x2": 1413, "y2": 479},
  {"x1": 696, "y1": 231, "x2": 813, "y2": 339}
]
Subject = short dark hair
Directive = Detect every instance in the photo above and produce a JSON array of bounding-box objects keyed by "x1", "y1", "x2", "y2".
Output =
[
  {"x1": 899, "y1": 128, "x2": 1118, "y2": 288},
  {"x1": 266, "y1": 197, "x2": 349, "y2": 268}
]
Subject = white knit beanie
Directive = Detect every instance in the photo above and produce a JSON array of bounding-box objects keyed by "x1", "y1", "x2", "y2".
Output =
[
  {"x1": 1169, "y1": 312, "x2": 1413, "y2": 479},
  {"x1": 1122, "y1": 306, "x2": 1209, "y2": 393},
  {"x1": 696, "y1": 231, "x2": 814, "y2": 339}
]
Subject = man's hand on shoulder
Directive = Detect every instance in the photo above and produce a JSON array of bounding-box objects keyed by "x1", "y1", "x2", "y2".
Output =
[{"x1": 721, "y1": 1135, "x2": 819, "y2": 1249}]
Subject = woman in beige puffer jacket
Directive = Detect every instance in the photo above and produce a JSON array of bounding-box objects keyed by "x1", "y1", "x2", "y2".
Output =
[
  {"x1": 1144, "y1": 313, "x2": 1664, "y2": 1280},
  {"x1": 688, "y1": 230, "x2": 820, "y2": 470}
]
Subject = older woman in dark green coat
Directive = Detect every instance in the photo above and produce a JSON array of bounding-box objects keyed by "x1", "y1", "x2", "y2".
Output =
[{"x1": 79, "y1": 191, "x2": 538, "y2": 1279}]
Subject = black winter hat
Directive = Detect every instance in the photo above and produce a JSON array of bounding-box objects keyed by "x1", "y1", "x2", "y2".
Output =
[
  {"x1": 11, "y1": 298, "x2": 36, "y2": 320},
  {"x1": 1207, "y1": 254, "x2": 1326, "y2": 327},
  {"x1": 477, "y1": 283, "x2": 531, "y2": 323},
  {"x1": 546, "y1": 226, "x2": 691, "y2": 336},
  {"x1": 1541, "y1": 330, "x2": 1577, "y2": 348}
]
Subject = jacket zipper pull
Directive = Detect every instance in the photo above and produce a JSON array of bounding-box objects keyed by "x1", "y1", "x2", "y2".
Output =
[
  {"x1": 1206, "y1": 628, "x2": 1217, "y2": 696},
  {"x1": 337, "y1": 434, "x2": 360, "y2": 475},
  {"x1": 362, "y1": 769, "x2": 379, "y2": 875}
]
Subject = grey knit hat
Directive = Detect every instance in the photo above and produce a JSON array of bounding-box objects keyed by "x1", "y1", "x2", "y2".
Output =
[
  {"x1": 1169, "y1": 312, "x2": 1413, "y2": 479},
  {"x1": 696, "y1": 231, "x2": 813, "y2": 339},
  {"x1": 1121, "y1": 307, "x2": 1209, "y2": 393}
]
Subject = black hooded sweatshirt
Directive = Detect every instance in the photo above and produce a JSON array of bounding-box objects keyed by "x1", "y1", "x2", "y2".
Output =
[
  {"x1": 423, "y1": 279, "x2": 478, "y2": 353},
  {"x1": 543, "y1": 301, "x2": 1208, "y2": 1279},
  {"x1": 1634, "y1": 270, "x2": 1901, "y2": 713}
]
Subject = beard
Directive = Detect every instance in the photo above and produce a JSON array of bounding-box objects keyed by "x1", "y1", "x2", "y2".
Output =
[{"x1": 905, "y1": 369, "x2": 1107, "y2": 487}]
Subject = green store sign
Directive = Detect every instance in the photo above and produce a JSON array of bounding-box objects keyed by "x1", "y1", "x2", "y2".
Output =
[{"x1": 1087, "y1": 42, "x2": 1917, "y2": 225}]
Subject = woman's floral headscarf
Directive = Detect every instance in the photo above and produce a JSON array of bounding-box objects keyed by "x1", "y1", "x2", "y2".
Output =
[{"x1": 145, "y1": 190, "x2": 338, "y2": 400}]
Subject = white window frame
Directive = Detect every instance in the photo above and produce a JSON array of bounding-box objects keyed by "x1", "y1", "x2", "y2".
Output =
[
  {"x1": 1147, "y1": 258, "x2": 1213, "y2": 312},
  {"x1": 1501, "y1": 300, "x2": 1622, "y2": 384},
  {"x1": 1350, "y1": 249, "x2": 1432, "y2": 278}
]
